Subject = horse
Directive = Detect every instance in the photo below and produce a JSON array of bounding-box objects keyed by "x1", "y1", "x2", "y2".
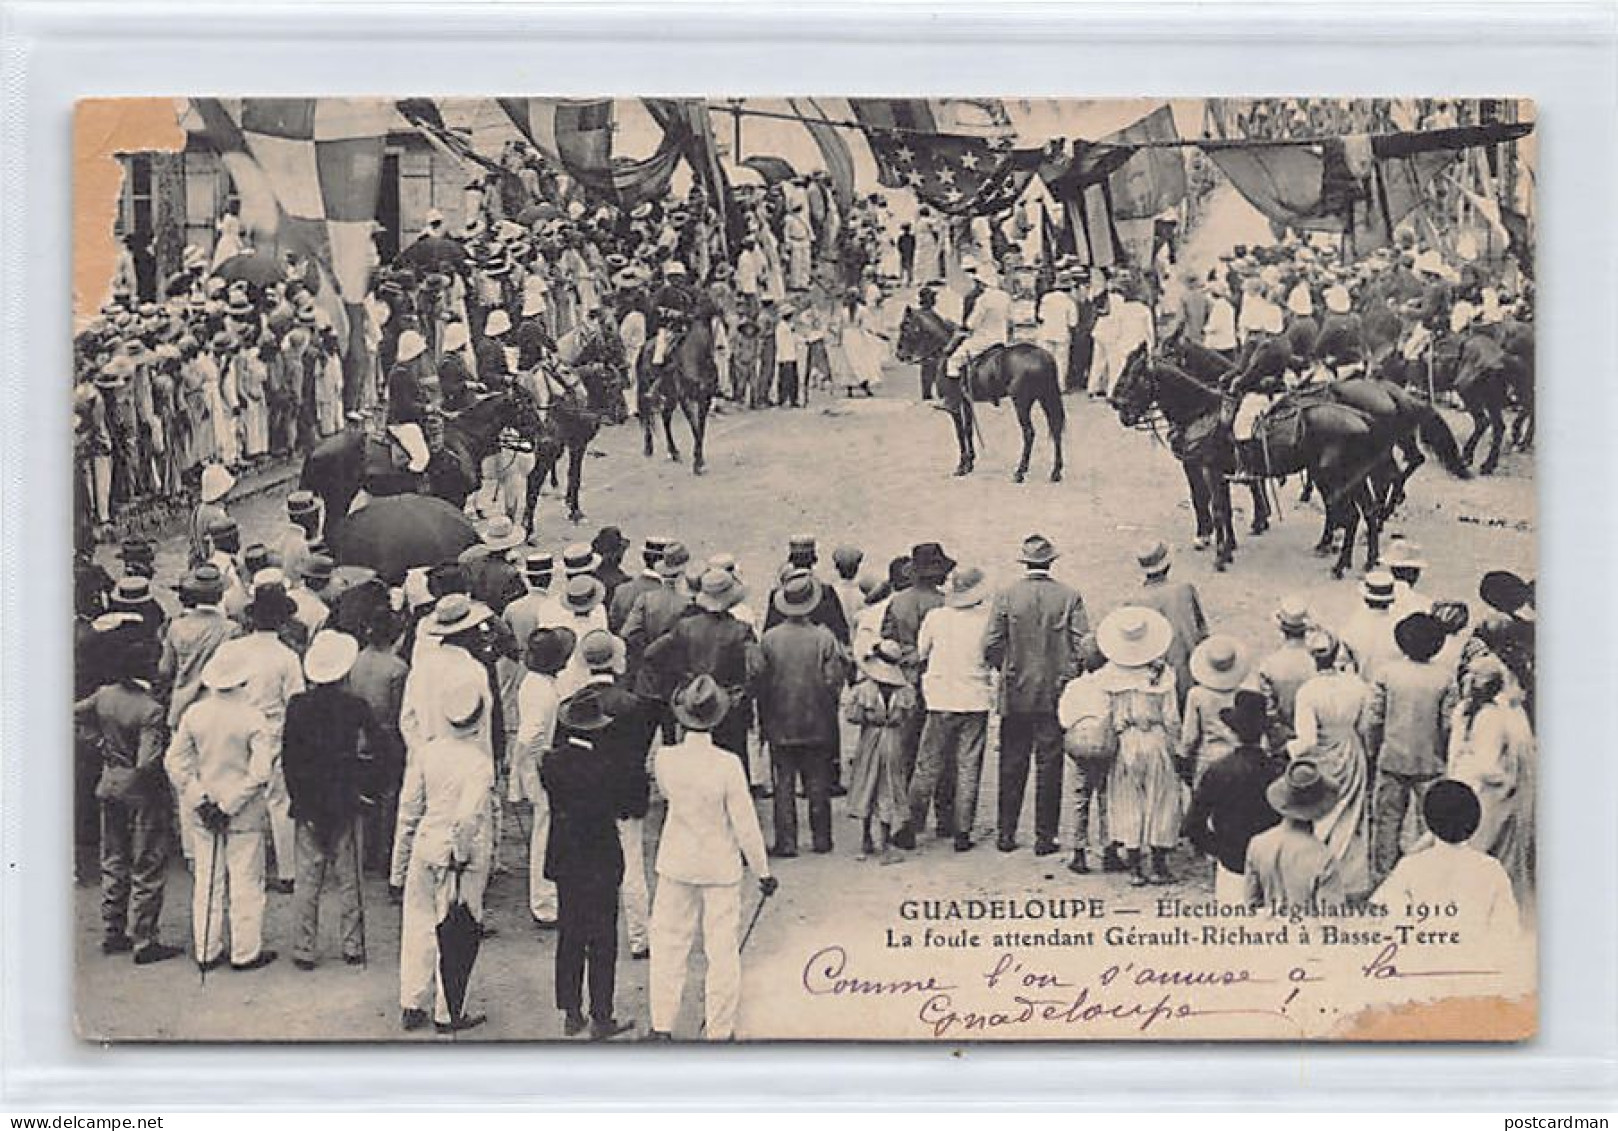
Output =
[
  {"x1": 637, "y1": 314, "x2": 719, "y2": 476},
  {"x1": 1322, "y1": 375, "x2": 1471, "y2": 515},
  {"x1": 514, "y1": 361, "x2": 602, "y2": 527},
  {"x1": 896, "y1": 304, "x2": 976, "y2": 474},
  {"x1": 1111, "y1": 345, "x2": 1388, "y2": 578},
  {"x1": 896, "y1": 306, "x2": 1065, "y2": 483},
  {"x1": 1418, "y1": 321, "x2": 1534, "y2": 474},
  {"x1": 299, "y1": 390, "x2": 532, "y2": 539}
]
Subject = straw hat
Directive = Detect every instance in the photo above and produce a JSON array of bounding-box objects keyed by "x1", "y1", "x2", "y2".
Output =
[
  {"x1": 578, "y1": 629, "x2": 627, "y2": 675},
  {"x1": 655, "y1": 541, "x2": 691, "y2": 578},
  {"x1": 1017, "y1": 533, "x2": 1059, "y2": 566},
  {"x1": 1274, "y1": 595, "x2": 1311, "y2": 634},
  {"x1": 199, "y1": 463, "x2": 236, "y2": 503},
  {"x1": 422, "y1": 593, "x2": 494, "y2": 637},
  {"x1": 200, "y1": 644, "x2": 253, "y2": 691},
  {"x1": 560, "y1": 542, "x2": 602, "y2": 576},
  {"x1": 945, "y1": 566, "x2": 988, "y2": 609},
  {"x1": 671, "y1": 673, "x2": 730, "y2": 732},
  {"x1": 1096, "y1": 606, "x2": 1173, "y2": 669},
  {"x1": 1360, "y1": 570, "x2": 1396, "y2": 607},
  {"x1": 303, "y1": 630, "x2": 360, "y2": 685},
  {"x1": 865, "y1": 638, "x2": 907, "y2": 686},
  {"x1": 1136, "y1": 539, "x2": 1172, "y2": 578},
  {"x1": 561, "y1": 574, "x2": 606, "y2": 615},
  {"x1": 1190, "y1": 635, "x2": 1250, "y2": 692},
  {"x1": 773, "y1": 570, "x2": 823, "y2": 618},
  {"x1": 1266, "y1": 758, "x2": 1340, "y2": 822},
  {"x1": 695, "y1": 569, "x2": 748, "y2": 613},
  {"x1": 478, "y1": 515, "x2": 528, "y2": 553}
]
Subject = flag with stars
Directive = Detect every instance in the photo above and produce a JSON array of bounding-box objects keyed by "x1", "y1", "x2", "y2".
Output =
[{"x1": 849, "y1": 99, "x2": 1031, "y2": 216}]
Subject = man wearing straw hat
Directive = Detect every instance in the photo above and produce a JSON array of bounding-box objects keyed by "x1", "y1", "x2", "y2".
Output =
[
  {"x1": 1244, "y1": 759, "x2": 1347, "y2": 910},
  {"x1": 282, "y1": 630, "x2": 385, "y2": 970},
  {"x1": 984, "y1": 534, "x2": 1090, "y2": 856},
  {"x1": 647, "y1": 676, "x2": 775, "y2": 1042},
  {"x1": 164, "y1": 645, "x2": 279, "y2": 972}
]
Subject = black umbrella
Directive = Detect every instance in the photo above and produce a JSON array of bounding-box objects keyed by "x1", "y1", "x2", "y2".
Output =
[
  {"x1": 211, "y1": 251, "x2": 286, "y2": 288},
  {"x1": 399, "y1": 235, "x2": 469, "y2": 276},
  {"x1": 330, "y1": 495, "x2": 479, "y2": 584},
  {"x1": 436, "y1": 866, "x2": 482, "y2": 1032}
]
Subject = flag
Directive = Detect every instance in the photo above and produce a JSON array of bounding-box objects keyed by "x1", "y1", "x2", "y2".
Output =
[
  {"x1": 741, "y1": 155, "x2": 798, "y2": 185},
  {"x1": 235, "y1": 98, "x2": 391, "y2": 306},
  {"x1": 1204, "y1": 138, "x2": 1464, "y2": 256},
  {"x1": 181, "y1": 98, "x2": 280, "y2": 240},
  {"x1": 849, "y1": 99, "x2": 1027, "y2": 216},
  {"x1": 395, "y1": 98, "x2": 503, "y2": 175},
  {"x1": 643, "y1": 98, "x2": 731, "y2": 257},
  {"x1": 498, "y1": 98, "x2": 682, "y2": 209},
  {"x1": 1101, "y1": 105, "x2": 1187, "y2": 220},
  {"x1": 789, "y1": 97, "x2": 856, "y2": 214}
]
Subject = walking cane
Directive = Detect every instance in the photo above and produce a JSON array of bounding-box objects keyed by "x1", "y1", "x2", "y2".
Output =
[
  {"x1": 198, "y1": 827, "x2": 223, "y2": 987},
  {"x1": 351, "y1": 821, "x2": 368, "y2": 969},
  {"x1": 739, "y1": 885, "x2": 774, "y2": 955}
]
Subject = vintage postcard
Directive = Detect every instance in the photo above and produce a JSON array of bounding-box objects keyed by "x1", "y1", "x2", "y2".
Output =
[{"x1": 72, "y1": 96, "x2": 1535, "y2": 1042}]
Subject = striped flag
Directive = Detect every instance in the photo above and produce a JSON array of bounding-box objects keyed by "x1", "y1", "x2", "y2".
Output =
[
  {"x1": 498, "y1": 98, "x2": 683, "y2": 208},
  {"x1": 788, "y1": 97, "x2": 856, "y2": 214}
]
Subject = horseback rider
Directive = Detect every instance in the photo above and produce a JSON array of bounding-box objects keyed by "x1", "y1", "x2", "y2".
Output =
[
  {"x1": 938, "y1": 259, "x2": 1010, "y2": 476},
  {"x1": 383, "y1": 327, "x2": 438, "y2": 484},
  {"x1": 1229, "y1": 279, "x2": 1289, "y2": 481}
]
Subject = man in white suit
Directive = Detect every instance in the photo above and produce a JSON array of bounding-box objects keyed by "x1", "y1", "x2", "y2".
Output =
[{"x1": 647, "y1": 675, "x2": 776, "y2": 1041}]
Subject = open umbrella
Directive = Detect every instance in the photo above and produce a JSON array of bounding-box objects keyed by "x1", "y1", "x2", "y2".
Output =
[
  {"x1": 435, "y1": 865, "x2": 482, "y2": 1034},
  {"x1": 211, "y1": 251, "x2": 286, "y2": 288},
  {"x1": 330, "y1": 495, "x2": 479, "y2": 584},
  {"x1": 398, "y1": 235, "x2": 469, "y2": 276}
]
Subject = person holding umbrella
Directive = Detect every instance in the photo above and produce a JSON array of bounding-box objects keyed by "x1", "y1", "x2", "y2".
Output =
[
  {"x1": 395, "y1": 677, "x2": 497, "y2": 1034},
  {"x1": 647, "y1": 675, "x2": 775, "y2": 1042}
]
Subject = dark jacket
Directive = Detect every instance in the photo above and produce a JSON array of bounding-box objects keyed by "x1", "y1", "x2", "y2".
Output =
[
  {"x1": 597, "y1": 562, "x2": 630, "y2": 608},
  {"x1": 541, "y1": 729, "x2": 629, "y2": 886},
  {"x1": 765, "y1": 575, "x2": 851, "y2": 645},
  {"x1": 644, "y1": 609, "x2": 761, "y2": 700},
  {"x1": 880, "y1": 583, "x2": 944, "y2": 680},
  {"x1": 983, "y1": 573, "x2": 1090, "y2": 716},
  {"x1": 757, "y1": 619, "x2": 847, "y2": 747},
  {"x1": 624, "y1": 584, "x2": 694, "y2": 699},
  {"x1": 608, "y1": 571, "x2": 661, "y2": 635},
  {"x1": 1181, "y1": 744, "x2": 1285, "y2": 874},
  {"x1": 281, "y1": 684, "x2": 386, "y2": 847}
]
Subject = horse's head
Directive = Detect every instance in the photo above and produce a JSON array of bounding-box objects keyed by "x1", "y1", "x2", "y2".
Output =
[
  {"x1": 1110, "y1": 343, "x2": 1156, "y2": 426},
  {"x1": 895, "y1": 305, "x2": 950, "y2": 365},
  {"x1": 895, "y1": 307, "x2": 924, "y2": 363}
]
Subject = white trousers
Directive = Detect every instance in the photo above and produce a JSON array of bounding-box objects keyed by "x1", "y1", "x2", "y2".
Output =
[
  {"x1": 1039, "y1": 337, "x2": 1069, "y2": 386},
  {"x1": 1214, "y1": 862, "x2": 1247, "y2": 908},
  {"x1": 266, "y1": 769, "x2": 296, "y2": 882},
  {"x1": 478, "y1": 450, "x2": 535, "y2": 525},
  {"x1": 191, "y1": 826, "x2": 266, "y2": 965},
  {"x1": 528, "y1": 786, "x2": 556, "y2": 922},
  {"x1": 399, "y1": 858, "x2": 489, "y2": 1023},
  {"x1": 649, "y1": 877, "x2": 742, "y2": 1039},
  {"x1": 618, "y1": 818, "x2": 650, "y2": 952}
]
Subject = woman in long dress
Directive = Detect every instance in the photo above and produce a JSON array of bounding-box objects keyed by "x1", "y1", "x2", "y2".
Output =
[
  {"x1": 238, "y1": 341, "x2": 270, "y2": 460},
  {"x1": 1096, "y1": 607, "x2": 1183, "y2": 886},
  {"x1": 843, "y1": 642, "x2": 916, "y2": 861},
  {"x1": 1447, "y1": 656, "x2": 1535, "y2": 911},
  {"x1": 838, "y1": 285, "x2": 887, "y2": 397},
  {"x1": 1285, "y1": 628, "x2": 1371, "y2": 900}
]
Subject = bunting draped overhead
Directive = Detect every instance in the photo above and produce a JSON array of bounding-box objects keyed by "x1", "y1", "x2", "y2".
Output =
[
  {"x1": 849, "y1": 98, "x2": 1032, "y2": 216},
  {"x1": 497, "y1": 98, "x2": 685, "y2": 209}
]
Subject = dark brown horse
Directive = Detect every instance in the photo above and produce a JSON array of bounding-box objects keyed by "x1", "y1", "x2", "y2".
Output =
[
  {"x1": 637, "y1": 314, "x2": 720, "y2": 475},
  {"x1": 1410, "y1": 320, "x2": 1535, "y2": 474},
  {"x1": 513, "y1": 363, "x2": 602, "y2": 526},
  {"x1": 1111, "y1": 345, "x2": 1387, "y2": 577},
  {"x1": 897, "y1": 306, "x2": 1065, "y2": 483}
]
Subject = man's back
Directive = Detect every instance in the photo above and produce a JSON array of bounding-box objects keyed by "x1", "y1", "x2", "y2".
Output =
[
  {"x1": 653, "y1": 740, "x2": 765, "y2": 885},
  {"x1": 758, "y1": 620, "x2": 843, "y2": 745},
  {"x1": 1245, "y1": 823, "x2": 1343, "y2": 909},
  {"x1": 984, "y1": 575, "x2": 1087, "y2": 715}
]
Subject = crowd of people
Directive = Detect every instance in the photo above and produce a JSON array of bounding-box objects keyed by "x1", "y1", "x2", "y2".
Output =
[{"x1": 74, "y1": 456, "x2": 1538, "y2": 1036}]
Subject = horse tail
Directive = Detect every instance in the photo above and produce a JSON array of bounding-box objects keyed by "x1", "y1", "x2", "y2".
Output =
[{"x1": 1417, "y1": 404, "x2": 1472, "y2": 479}]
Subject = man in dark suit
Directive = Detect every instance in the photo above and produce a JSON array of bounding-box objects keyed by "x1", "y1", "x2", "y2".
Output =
[
  {"x1": 542, "y1": 686, "x2": 637, "y2": 1040},
  {"x1": 983, "y1": 533, "x2": 1091, "y2": 855},
  {"x1": 761, "y1": 535, "x2": 850, "y2": 645}
]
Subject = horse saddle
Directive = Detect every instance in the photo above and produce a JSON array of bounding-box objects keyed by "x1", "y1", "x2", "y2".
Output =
[{"x1": 1172, "y1": 410, "x2": 1229, "y2": 462}]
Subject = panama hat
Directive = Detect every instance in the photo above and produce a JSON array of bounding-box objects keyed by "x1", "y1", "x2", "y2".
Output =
[
  {"x1": 1218, "y1": 689, "x2": 1270, "y2": 745},
  {"x1": 578, "y1": 629, "x2": 627, "y2": 675},
  {"x1": 865, "y1": 638, "x2": 907, "y2": 686},
  {"x1": 1190, "y1": 635, "x2": 1250, "y2": 692},
  {"x1": 198, "y1": 644, "x2": 254, "y2": 691},
  {"x1": 478, "y1": 515, "x2": 528, "y2": 553},
  {"x1": 1274, "y1": 594, "x2": 1311, "y2": 634},
  {"x1": 562, "y1": 574, "x2": 606, "y2": 615},
  {"x1": 945, "y1": 566, "x2": 988, "y2": 609},
  {"x1": 422, "y1": 593, "x2": 494, "y2": 637},
  {"x1": 1360, "y1": 570, "x2": 1396, "y2": 607},
  {"x1": 285, "y1": 489, "x2": 320, "y2": 520},
  {"x1": 440, "y1": 678, "x2": 486, "y2": 729},
  {"x1": 523, "y1": 551, "x2": 557, "y2": 584},
  {"x1": 695, "y1": 568, "x2": 748, "y2": 613},
  {"x1": 558, "y1": 687, "x2": 615, "y2": 732},
  {"x1": 1136, "y1": 538, "x2": 1173, "y2": 578},
  {"x1": 199, "y1": 463, "x2": 236, "y2": 503},
  {"x1": 303, "y1": 630, "x2": 360, "y2": 685},
  {"x1": 560, "y1": 542, "x2": 601, "y2": 576},
  {"x1": 773, "y1": 570, "x2": 823, "y2": 618},
  {"x1": 1096, "y1": 606, "x2": 1173, "y2": 669},
  {"x1": 396, "y1": 330, "x2": 428, "y2": 364},
  {"x1": 655, "y1": 541, "x2": 691, "y2": 578},
  {"x1": 671, "y1": 673, "x2": 730, "y2": 732},
  {"x1": 1266, "y1": 758, "x2": 1340, "y2": 822},
  {"x1": 1384, "y1": 539, "x2": 1427, "y2": 572},
  {"x1": 109, "y1": 576, "x2": 156, "y2": 609},
  {"x1": 1017, "y1": 533, "x2": 1059, "y2": 566}
]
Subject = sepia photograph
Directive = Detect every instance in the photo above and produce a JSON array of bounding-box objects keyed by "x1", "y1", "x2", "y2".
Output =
[{"x1": 70, "y1": 95, "x2": 1536, "y2": 1042}]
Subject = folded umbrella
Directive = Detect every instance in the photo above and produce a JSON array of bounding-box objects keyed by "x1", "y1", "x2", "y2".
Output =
[{"x1": 435, "y1": 865, "x2": 482, "y2": 1034}]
